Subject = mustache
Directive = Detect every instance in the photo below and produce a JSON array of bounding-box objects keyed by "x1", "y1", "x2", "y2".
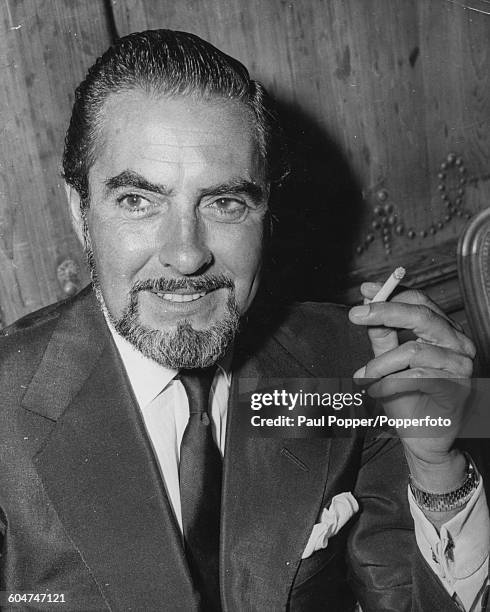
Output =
[{"x1": 131, "y1": 274, "x2": 234, "y2": 294}]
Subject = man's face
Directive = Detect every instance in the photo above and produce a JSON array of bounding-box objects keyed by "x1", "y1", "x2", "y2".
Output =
[{"x1": 70, "y1": 90, "x2": 269, "y2": 368}]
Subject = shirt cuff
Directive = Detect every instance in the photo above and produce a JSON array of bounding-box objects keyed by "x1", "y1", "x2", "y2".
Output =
[{"x1": 409, "y1": 476, "x2": 490, "y2": 609}]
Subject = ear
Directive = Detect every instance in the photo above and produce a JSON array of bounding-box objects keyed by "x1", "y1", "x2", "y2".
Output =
[{"x1": 64, "y1": 182, "x2": 85, "y2": 245}]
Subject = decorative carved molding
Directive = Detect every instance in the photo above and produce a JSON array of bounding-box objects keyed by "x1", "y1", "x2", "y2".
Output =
[{"x1": 356, "y1": 154, "x2": 480, "y2": 258}]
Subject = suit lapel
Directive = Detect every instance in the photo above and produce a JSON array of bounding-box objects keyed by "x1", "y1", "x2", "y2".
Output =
[
  {"x1": 24, "y1": 292, "x2": 199, "y2": 611},
  {"x1": 221, "y1": 334, "x2": 338, "y2": 610},
  {"x1": 21, "y1": 291, "x2": 357, "y2": 610}
]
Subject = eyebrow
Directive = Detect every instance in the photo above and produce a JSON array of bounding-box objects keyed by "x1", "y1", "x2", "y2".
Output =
[
  {"x1": 201, "y1": 179, "x2": 266, "y2": 203},
  {"x1": 104, "y1": 171, "x2": 172, "y2": 197},
  {"x1": 104, "y1": 170, "x2": 266, "y2": 203}
]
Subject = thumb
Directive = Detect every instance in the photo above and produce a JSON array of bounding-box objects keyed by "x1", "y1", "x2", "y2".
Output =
[{"x1": 362, "y1": 295, "x2": 399, "y2": 358}]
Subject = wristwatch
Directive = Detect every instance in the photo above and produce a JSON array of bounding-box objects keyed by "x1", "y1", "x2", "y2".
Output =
[{"x1": 409, "y1": 453, "x2": 479, "y2": 512}]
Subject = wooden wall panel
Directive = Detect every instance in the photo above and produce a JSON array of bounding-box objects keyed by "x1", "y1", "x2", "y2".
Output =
[
  {"x1": 1, "y1": 0, "x2": 488, "y2": 323},
  {"x1": 0, "y1": 0, "x2": 110, "y2": 325},
  {"x1": 418, "y1": 1, "x2": 490, "y2": 234},
  {"x1": 112, "y1": 0, "x2": 490, "y2": 308}
]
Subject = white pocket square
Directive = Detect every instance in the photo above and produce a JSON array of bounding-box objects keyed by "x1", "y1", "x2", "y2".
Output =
[{"x1": 301, "y1": 492, "x2": 359, "y2": 559}]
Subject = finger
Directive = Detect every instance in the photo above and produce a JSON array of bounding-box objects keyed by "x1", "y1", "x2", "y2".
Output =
[
  {"x1": 349, "y1": 301, "x2": 475, "y2": 358},
  {"x1": 353, "y1": 341, "x2": 474, "y2": 380},
  {"x1": 363, "y1": 290, "x2": 399, "y2": 354},
  {"x1": 360, "y1": 282, "x2": 383, "y2": 301},
  {"x1": 367, "y1": 366, "x2": 468, "y2": 397},
  {"x1": 353, "y1": 287, "x2": 399, "y2": 357},
  {"x1": 365, "y1": 324, "x2": 399, "y2": 358},
  {"x1": 390, "y1": 288, "x2": 463, "y2": 332},
  {"x1": 365, "y1": 369, "x2": 471, "y2": 419},
  {"x1": 360, "y1": 284, "x2": 462, "y2": 332}
]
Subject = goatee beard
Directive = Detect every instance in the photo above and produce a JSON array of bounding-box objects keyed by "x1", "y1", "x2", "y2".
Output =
[
  {"x1": 111, "y1": 275, "x2": 241, "y2": 369},
  {"x1": 82, "y1": 223, "x2": 240, "y2": 368}
]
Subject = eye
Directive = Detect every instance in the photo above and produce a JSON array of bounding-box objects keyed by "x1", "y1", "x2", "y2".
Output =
[
  {"x1": 116, "y1": 193, "x2": 157, "y2": 216},
  {"x1": 203, "y1": 197, "x2": 248, "y2": 222},
  {"x1": 123, "y1": 194, "x2": 145, "y2": 208}
]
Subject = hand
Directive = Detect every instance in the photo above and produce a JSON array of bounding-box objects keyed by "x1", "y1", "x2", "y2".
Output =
[{"x1": 348, "y1": 283, "x2": 476, "y2": 493}]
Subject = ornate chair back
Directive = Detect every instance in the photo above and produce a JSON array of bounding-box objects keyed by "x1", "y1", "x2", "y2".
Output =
[{"x1": 457, "y1": 207, "x2": 490, "y2": 373}]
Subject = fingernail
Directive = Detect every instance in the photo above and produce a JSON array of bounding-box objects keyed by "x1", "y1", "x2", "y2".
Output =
[
  {"x1": 362, "y1": 282, "x2": 380, "y2": 291},
  {"x1": 353, "y1": 366, "x2": 366, "y2": 379},
  {"x1": 350, "y1": 305, "x2": 370, "y2": 318}
]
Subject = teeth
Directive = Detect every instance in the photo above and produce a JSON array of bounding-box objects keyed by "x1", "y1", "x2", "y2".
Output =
[{"x1": 156, "y1": 291, "x2": 207, "y2": 303}]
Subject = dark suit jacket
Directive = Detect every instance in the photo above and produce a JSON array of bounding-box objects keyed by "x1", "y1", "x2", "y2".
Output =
[{"x1": 0, "y1": 286, "x2": 462, "y2": 611}]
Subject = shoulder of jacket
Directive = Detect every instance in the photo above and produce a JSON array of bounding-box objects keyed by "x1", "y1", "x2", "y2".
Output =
[{"x1": 0, "y1": 286, "x2": 91, "y2": 367}]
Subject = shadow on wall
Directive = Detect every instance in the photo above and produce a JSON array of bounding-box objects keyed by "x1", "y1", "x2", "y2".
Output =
[{"x1": 264, "y1": 98, "x2": 364, "y2": 305}]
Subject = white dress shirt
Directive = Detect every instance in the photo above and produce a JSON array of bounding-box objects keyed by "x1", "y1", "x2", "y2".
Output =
[
  {"x1": 410, "y1": 482, "x2": 490, "y2": 611},
  {"x1": 110, "y1": 326, "x2": 230, "y2": 532},
  {"x1": 109, "y1": 325, "x2": 489, "y2": 610}
]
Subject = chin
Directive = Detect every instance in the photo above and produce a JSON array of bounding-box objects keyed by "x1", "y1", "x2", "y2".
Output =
[{"x1": 112, "y1": 289, "x2": 242, "y2": 369}]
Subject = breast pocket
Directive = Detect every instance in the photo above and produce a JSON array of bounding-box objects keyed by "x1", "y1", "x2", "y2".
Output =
[
  {"x1": 289, "y1": 535, "x2": 355, "y2": 612},
  {"x1": 293, "y1": 537, "x2": 342, "y2": 588}
]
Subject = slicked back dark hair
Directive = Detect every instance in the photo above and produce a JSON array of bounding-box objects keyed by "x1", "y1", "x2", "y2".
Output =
[{"x1": 62, "y1": 29, "x2": 287, "y2": 205}]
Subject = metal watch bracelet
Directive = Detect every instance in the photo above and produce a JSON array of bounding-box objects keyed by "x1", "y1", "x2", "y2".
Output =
[{"x1": 409, "y1": 453, "x2": 479, "y2": 512}]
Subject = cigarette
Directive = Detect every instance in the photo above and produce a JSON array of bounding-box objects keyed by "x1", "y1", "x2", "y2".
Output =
[{"x1": 371, "y1": 267, "x2": 406, "y2": 302}]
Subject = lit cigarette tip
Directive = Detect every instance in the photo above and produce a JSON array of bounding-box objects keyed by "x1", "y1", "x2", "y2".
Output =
[
  {"x1": 371, "y1": 267, "x2": 407, "y2": 303},
  {"x1": 393, "y1": 266, "x2": 406, "y2": 281}
]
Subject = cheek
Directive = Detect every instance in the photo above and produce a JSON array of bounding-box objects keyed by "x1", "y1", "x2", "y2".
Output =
[
  {"x1": 88, "y1": 219, "x2": 153, "y2": 282},
  {"x1": 213, "y1": 225, "x2": 264, "y2": 287}
]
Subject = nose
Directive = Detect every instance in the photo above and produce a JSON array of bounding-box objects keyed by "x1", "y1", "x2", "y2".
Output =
[{"x1": 157, "y1": 210, "x2": 212, "y2": 275}]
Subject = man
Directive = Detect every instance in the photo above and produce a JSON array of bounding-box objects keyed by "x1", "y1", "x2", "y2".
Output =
[{"x1": 0, "y1": 30, "x2": 486, "y2": 611}]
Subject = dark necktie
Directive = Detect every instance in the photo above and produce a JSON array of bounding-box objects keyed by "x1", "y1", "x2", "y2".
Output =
[{"x1": 179, "y1": 368, "x2": 222, "y2": 611}]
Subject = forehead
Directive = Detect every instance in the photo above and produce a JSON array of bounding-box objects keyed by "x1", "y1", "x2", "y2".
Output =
[{"x1": 91, "y1": 90, "x2": 265, "y2": 187}]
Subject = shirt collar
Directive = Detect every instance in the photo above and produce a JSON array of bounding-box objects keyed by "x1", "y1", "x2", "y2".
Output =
[{"x1": 105, "y1": 317, "x2": 232, "y2": 408}]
